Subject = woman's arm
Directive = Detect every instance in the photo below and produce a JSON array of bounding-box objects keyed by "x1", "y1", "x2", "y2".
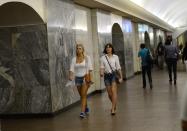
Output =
[
  {"x1": 87, "y1": 55, "x2": 93, "y2": 82},
  {"x1": 69, "y1": 71, "x2": 74, "y2": 81},
  {"x1": 100, "y1": 68, "x2": 104, "y2": 77},
  {"x1": 69, "y1": 57, "x2": 75, "y2": 80},
  {"x1": 118, "y1": 69, "x2": 123, "y2": 80},
  {"x1": 100, "y1": 56, "x2": 104, "y2": 77}
]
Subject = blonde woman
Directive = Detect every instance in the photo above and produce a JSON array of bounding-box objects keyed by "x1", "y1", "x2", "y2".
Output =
[
  {"x1": 100, "y1": 43, "x2": 123, "y2": 115},
  {"x1": 69, "y1": 44, "x2": 93, "y2": 118}
]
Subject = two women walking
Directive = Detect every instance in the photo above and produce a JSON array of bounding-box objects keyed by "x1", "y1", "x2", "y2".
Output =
[{"x1": 69, "y1": 43, "x2": 123, "y2": 118}]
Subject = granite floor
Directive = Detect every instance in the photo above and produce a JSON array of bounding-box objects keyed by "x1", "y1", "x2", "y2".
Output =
[{"x1": 1, "y1": 68, "x2": 187, "y2": 131}]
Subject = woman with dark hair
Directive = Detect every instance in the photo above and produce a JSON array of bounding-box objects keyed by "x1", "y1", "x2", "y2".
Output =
[{"x1": 100, "y1": 43, "x2": 123, "y2": 115}]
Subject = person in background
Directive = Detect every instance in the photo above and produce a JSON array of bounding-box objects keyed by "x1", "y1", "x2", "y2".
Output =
[
  {"x1": 138, "y1": 43, "x2": 153, "y2": 89},
  {"x1": 156, "y1": 41, "x2": 164, "y2": 69},
  {"x1": 164, "y1": 36, "x2": 179, "y2": 85},
  {"x1": 179, "y1": 43, "x2": 184, "y2": 59},
  {"x1": 182, "y1": 42, "x2": 187, "y2": 72},
  {"x1": 69, "y1": 44, "x2": 93, "y2": 118},
  {"x1": 100, "y1": 43, "x2": 123, "y2": 115}
]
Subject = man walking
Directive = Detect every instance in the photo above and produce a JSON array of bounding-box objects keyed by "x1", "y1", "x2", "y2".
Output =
[
  {"x1": 164, "y1": 36, "x2": 179, "y2": 85},
  {"x1": 138, "y1": 43, "x2": 153, "y2": 89}
]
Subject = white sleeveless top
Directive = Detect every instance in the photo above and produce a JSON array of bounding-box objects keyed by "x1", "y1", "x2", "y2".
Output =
[{"x1": 70, "y1": 55, "x2": 93, "y2": 77}]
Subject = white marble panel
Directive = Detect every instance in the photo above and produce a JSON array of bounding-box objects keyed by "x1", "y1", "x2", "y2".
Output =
[
  {"x1": 97, "y1": 10, "x2": 112, "y2": 90},
  {"x1": 74, "y1": 5, "x2": 95, "y2": 93},
  {"x1": 90, "y1": 9, "x2": 101, "y2": 91},
  {"x1": 47, "y1": 0, "x2": 77, "y2": 112},
  {"x1": 122, "y1": 19, "x2": 134, "y2": 78},
  {"x1": 97, "y1": 11, "x2": 112, "y2": 35},
  {"x1": 132, "y1": 22, "x2": 141, "y2": 72},
  {"x1": 111, "y1": 14, "x2": 122, "y2": 27}
]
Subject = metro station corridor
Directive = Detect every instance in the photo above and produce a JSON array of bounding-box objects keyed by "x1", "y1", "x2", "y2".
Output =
[
  {"x1": 2, "y1": 69, "x2": 187, "y2": 131},
  {"x1": 1, "y1": 0, "x2": 187, "y2": 131}
]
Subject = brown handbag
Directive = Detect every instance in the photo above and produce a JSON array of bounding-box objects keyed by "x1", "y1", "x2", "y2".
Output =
[
  {"x1": 85, "y1": 73, "x2": 91, "y2": 83},
  {"x1": 84, "y1": 56, "x2": 91, "y2": 83}
]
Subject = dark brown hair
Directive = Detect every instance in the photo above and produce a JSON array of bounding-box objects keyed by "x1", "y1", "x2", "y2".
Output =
[{"x1": 103, "y1": 43, "x2": 115, "y2": 54}]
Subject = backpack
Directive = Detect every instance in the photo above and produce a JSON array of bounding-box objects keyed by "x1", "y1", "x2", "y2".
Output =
[{"x1": 146, "y1": 50, "x2": 153, "y2": 66}]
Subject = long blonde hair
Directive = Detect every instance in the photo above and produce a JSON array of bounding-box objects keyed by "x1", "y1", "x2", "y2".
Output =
[{"x1": 76, "y1": 44, "x2": 85, "y2": 59}]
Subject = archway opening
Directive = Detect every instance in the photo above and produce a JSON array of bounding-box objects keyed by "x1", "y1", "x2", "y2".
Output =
[
  {"x1": 0, "y1": 2, "x2": 44, "y2": 26},
  {"x1": 144, "y1": 31, "x2": 151, "y2": 49},
  {"x1": 112, "y1": 23, "x2": 126, "y2": 79}
]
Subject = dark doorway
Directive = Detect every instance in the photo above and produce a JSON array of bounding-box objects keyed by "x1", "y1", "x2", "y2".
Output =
[
  {"x1": 112, "y1": 23, "x2": 126, "y2": 79},
  {"x1": 0, "y1": 2, "x2": 44, "y2": 26},
  {"x1": 144, "y1": 31, "x2": 151, "y2": 49}
]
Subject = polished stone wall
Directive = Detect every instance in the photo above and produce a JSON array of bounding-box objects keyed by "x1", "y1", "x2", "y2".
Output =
[
  {"x1": 47, "y1": 0, "x2": 77, "y2": 112},
  {"x1": 97, "y1": 10, "x2": 112, "y2": 90},
  {"x1": 122, "y1": 19, "x2": 134, "y2": 78},
  {"x1": 97, "y1": 10, "x2": 112, "y2": 55},
  {"x1": 132, "y1": 22, "x2": 141, "y2": 72},
  {"x1": 90, "y1": 9, "x2": 102, "y2": 91},
  {"x1": 75, "y1": 5, "x2": 95, "y2": 93},
  {"x1": 0, "y1": 24, "x2": 51, "y2": 114}
]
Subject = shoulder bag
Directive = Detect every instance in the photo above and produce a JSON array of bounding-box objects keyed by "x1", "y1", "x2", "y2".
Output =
[{"x1": 105, "y1": 55, "x2": 121, "y2": 84}]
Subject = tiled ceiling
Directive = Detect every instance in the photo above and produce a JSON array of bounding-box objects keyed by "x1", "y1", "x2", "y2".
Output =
[
  {"x1": 122, "y1": 0, "x2": 187, "y2": 28},
  {"x1": 74, "y1": 0, "x2": 174, "y2": 31}
]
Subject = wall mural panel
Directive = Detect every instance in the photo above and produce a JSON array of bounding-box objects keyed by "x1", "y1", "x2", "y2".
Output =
[{"x1": 0, "y1": 25, "x2": 51, "y2": 114}]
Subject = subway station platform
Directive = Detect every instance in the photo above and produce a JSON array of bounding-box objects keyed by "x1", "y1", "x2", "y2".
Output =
[{"x1": 1, "y1": 69, "x2": 187, "y2": 131}]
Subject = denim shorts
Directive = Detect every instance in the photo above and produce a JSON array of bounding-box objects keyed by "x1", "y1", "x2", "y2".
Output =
[
  {"x1": 104, "y1": 72, "x2": 116, "y2": 86},
  {"x1": 75, "y1": 76, "x2": 85, "y2": 86}
]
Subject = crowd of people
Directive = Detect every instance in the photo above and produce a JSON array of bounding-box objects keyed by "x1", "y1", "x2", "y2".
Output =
[{"x1": 68, "y1": 37, "x2": 187, "y2": 131}]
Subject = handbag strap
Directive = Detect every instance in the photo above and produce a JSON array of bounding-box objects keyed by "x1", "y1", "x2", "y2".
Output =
[
  {"x1": 85, "y1": 55, "x2": 89, "y2": 73},
  {"x1": 105, "y1": 55, "x2": 114, "y2": 72}
]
